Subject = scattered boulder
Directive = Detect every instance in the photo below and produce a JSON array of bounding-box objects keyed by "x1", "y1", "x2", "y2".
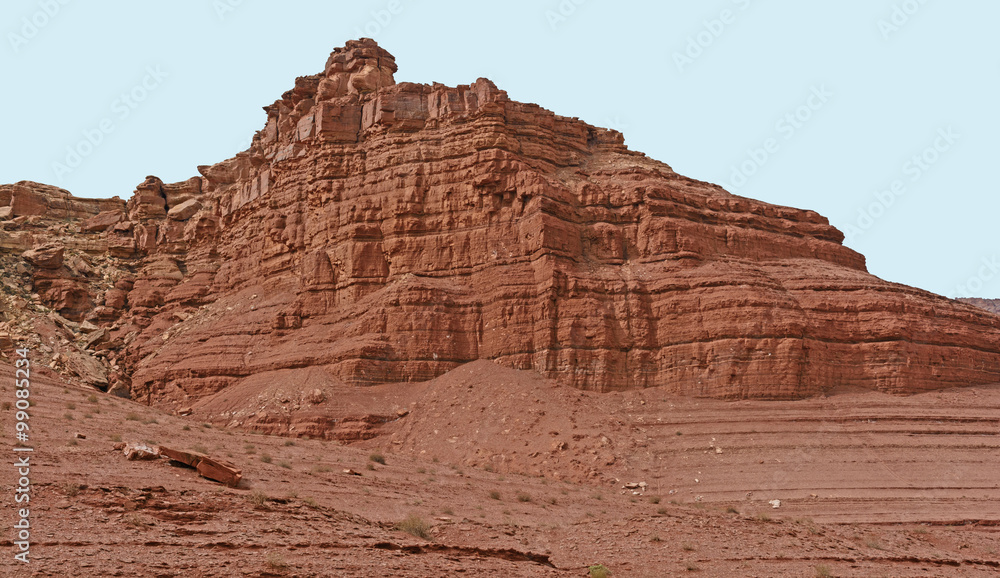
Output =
[
  {"x1": 167, "y1": 198, "x2": 202, "y2": 221},
  {"x1": 158, "y1": 446, "x2": 242, "y2": 487},
  {"x1": 22, "y1": 244, "x2": 64, "y2": 269},
  {"x1": 123, "y1": 442, "x2": 160, "y2": 461}
]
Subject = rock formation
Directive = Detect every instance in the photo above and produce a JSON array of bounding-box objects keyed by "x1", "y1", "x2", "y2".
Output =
[
  {"x1": 3, "y1": 39, "x2": 1000, "y2": 418},
  {"x1": 959, "y1": 298, "x2": 1000, "y2": 316}
]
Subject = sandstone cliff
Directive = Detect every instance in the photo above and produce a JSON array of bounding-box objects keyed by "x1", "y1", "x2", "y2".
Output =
[{"x1": 2, "y1": 39, "x2": 999, "y2": 420}]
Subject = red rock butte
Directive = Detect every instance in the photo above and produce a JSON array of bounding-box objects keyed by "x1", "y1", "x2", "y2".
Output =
[{"x1": 3, "y1": 39, "x2": 1000, "y2": 407}]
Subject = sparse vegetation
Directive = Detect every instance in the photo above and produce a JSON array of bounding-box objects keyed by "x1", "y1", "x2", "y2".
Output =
[
  {"x1": 649, "y1": 495, "x2": 661, "y2": 504},
  {"x1": 122, "y1": 513, "x2": 146, "y2": 527},
  {"x1": 63, "y1": 483, "x2": 82, "y2": 497},
  {"x1": 589, "y1": 564, "x2": 611, "y2": 578},
  {"x1": 192, "y1": 444, "x2": 208, "y2": 454},
  {"x1": 250, "y1": 490, "x2": 270, "y2": 508},
  {"x1": 182, "y1": 425, "x2": 190, "y2": 431},
  {"x1": 369, "y1": 451, "x2": 386, "y2": 465},
  {"x1": 1, "y1": 402, "x2": 11, "y2": 411},
  {"x1": 726, "y1": 506, "x2": 740, "y2": 514},
  {"x1": 682, "y1": 543, "x2": 695, "y2": 551},
  {"x1": 278, "y1": 461, "x2": 291, "y2": 469},
  {"x1": 87, "y1": 394, "x2": 98, "y2": 403},
  {"x1": 313, "y1": 464, "x2": 332, "y2": 473},
  {"x1": 284, "y1": 440, "x2": 295, "y2": 446},
  {"x1": 125, "y1": 413, "x2": 139, "y2": 421},
  {"x1": 260, "y1": 454, "x2": 273, "y2": 464},
  {"x1": 302, "y1": 497, "x2": 319, "y2": 509},
  {"x1": 756, "y1": 513, "x2": 772, "y2": 523},
  {"x1": 657, "y1": 507, "x2": 668, "y2": 515},
  {"x1": 366, "y1": 462, "x2": 376, "y2": 471},
  {"x1": 67, "y1": 439, "x2": 78, "y2": 446},
  {"x1": 516, "y1": 491, "x2": 532, "y2": 503},
  {"x1": 489, "y1": 490, "x2": 501, "y2": 500},
  {"x1": 265, "y1": 552, "x2": 289, "y2": 571},
  {"x1": 814, "y1": 564, "x2": 832, "y2": 578},
  {"x1": 66, "y1": 402, "x2": 75, "y2": 410},
  {"x1": 63, "y1": 412, "x2": 74, "y2": 420},
  {"x1": 396, "y1": 513, "x2": 431, "y2": 540},
  {"x1": 110, "y1": 434, "x2": 122, "y2": 442}
]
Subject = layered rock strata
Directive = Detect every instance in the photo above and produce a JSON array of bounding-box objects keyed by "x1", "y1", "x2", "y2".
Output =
[{"x1": 3, "y1": 39, "x2": 1000, "y2": 410}]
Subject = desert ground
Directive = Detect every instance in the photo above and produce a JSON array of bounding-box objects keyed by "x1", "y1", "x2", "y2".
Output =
[{"x1": 2, "y1": 359, "x2": 998, "y2": 577}]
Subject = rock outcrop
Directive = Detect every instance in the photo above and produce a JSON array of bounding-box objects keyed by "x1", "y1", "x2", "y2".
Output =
[
  {"x1": 3, "y1": 39, "x2": 1000, "y2": 416},
  {"x1": 959, "y1": 298, "x2": 1000, "y2": 316}
]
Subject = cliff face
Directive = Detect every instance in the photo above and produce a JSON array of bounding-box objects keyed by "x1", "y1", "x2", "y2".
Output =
[{"x1": 3, "y1": 39, "x2": 1000, "y2": 411}]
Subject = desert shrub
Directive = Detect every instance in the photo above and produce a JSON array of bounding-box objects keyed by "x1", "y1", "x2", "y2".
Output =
[
  {"x1": 265, "y1": 552, "x2": 289, "y2": 570},
  {"x1": 250, "y1": 490, "x2": 270, "y2": 508},
  {"x1": 396, "y1": 513, "x2": 431, "y2": 540},
  {"x1": 369, "y1": 451, "x2": 386, "y2": 465},
  {"x1": 589, "y1": 564, "x2": 611, "y2": 578}
]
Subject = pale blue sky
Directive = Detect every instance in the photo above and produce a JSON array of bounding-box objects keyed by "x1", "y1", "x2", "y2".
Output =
[{"x1": 2, "y1": 1, "x2": 997, "y2": 298}]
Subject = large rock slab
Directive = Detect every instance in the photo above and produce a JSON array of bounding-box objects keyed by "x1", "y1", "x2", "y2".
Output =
[{"x1": 158, "y1": 446, "x2": 242, "y2": 487}]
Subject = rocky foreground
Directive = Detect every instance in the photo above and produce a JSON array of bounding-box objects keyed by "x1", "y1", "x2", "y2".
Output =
[{"x1": 1, "y1": 361, "x2": 998, "y2": 576}]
